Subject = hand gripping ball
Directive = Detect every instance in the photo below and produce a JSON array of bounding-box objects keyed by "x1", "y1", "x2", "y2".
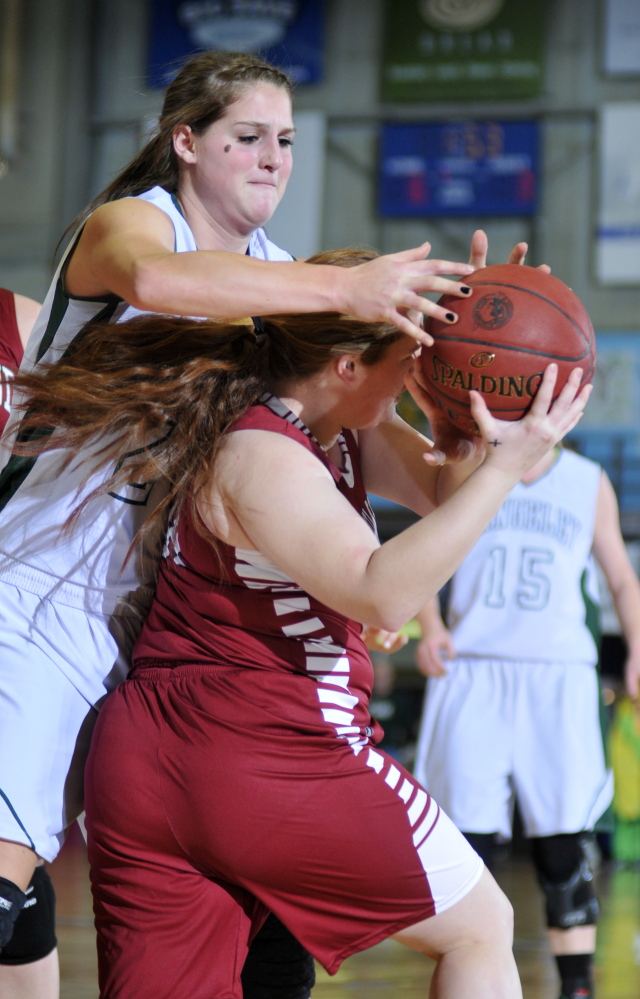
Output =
[{"x1": 421, "y1": 264, "x2": 595, "y2": 435}]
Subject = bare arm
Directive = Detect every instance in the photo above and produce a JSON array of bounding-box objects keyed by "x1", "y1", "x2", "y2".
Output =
[
  {"x1": 359, "y1": 412, "x2": 484, "y2": 516},
  {"x1": 591, "y1": 472, "x2": 640, "y2": 699},
  {"x1": 204, "y1": 367, "x2": 589, "y2": 632},
  {"x1": 63, "y1": 199, "x2": 475, "y2": 342},
  {"x1": 12, "y1": 293, "x2": 41, "y2": 349}
]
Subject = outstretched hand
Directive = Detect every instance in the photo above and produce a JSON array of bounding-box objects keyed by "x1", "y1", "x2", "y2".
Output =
[
  {"x1": 344, "y1": 242, "x2": 474, "y2": 345},
  {"x1": 471, "y1": 364, "x2": 592, "y2": 480}
]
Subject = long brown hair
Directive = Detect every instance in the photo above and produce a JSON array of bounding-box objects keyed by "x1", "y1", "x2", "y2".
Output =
[
  {"x1": 62, "y1": 51, "x2": 293, "y2": 243},
  {"x1": 12, "y1": 249, "x2": 401, "y2": 547}
]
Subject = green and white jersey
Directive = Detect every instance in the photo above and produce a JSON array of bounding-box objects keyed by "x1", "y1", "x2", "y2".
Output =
[
  {"x1": 0, "y1": 186, "x2": 293, "y2": 616},
  {"x1": 447, "y1": 450, "x2": 602, "y2": 665}
]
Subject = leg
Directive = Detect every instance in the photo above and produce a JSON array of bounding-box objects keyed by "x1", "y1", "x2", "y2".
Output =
[
  {"x1": 0, "y1": 863, "x2": 58, "y2": 997},
  {"x1": 530, "y1": 834, "x2": 597, "y2": 999},
  {"x1": 0, "y1": 844, "x2": 32, "y2": 953},
  {"x1": 242, "y1": 914, "x2": 315, "y2": 999},
  {"x1": 0, "y1": 843, "x2": 35, "y2": 893},
  {"x1": 414, "y1": 660, "x2": 515, "y2": 843},
  {"x1": 392, "y1": 868, "x2": 521, "y2": 999},
  {"x1": 0, "y1": 952, "x2": 59, "y2": 999}
]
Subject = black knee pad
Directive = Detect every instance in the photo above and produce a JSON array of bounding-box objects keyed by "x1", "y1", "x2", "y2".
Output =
[
  {"x1": 242, "y1": 914, "x2": 315, "y2": 999},
  {"x1": 0, "y1": 866, "x2": 56, "y2": 964},
  {"x1": 0, "y1": 877, "x2": 26, "y2": 952},
  {"x1": 531, "y1": 834, "x2": 599, "y2": 930}
]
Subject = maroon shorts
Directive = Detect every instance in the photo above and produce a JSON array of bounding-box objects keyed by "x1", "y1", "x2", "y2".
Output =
[{"x1": 85, "y1": 665, "x2": 482, "y2": 998}]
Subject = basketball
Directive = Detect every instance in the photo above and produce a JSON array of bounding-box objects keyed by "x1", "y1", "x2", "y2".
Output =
[{"x1": 420, "y1": 264, "x2": 595, "y2": 435}]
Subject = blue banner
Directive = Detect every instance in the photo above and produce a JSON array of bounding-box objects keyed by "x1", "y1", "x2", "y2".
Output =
[
  {"x1": 379, "y1": 120, "x2": 539, "y2": 217},
  {"x1": 148, "y1": 0, "x2": 324, "y2": 89}
]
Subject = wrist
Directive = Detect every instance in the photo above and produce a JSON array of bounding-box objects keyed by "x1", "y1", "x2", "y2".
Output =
[
  {"x1": 326, "y1": 264, "x2": 351, "y2": 314},
  {"x1": 474, "y1": 454, "x2": 522, "y2": 493}
]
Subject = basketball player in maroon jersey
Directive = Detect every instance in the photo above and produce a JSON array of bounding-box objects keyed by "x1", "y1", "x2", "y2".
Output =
[
  {"x1": 12, "y1": 248, "x2": 591, "y2": 999},
  {"x1": 0, "y1": 291, "x2": 40, "y2": 432}
]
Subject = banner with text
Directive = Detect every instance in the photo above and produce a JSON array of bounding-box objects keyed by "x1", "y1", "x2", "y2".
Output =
[{"x1": 381, "y1": 0, "x2": 547, "y2": 103}]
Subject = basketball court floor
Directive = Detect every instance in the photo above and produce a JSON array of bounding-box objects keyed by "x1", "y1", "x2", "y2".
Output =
[{"x1": 51, "y1": 826, "x2": 640, "y2": 999}]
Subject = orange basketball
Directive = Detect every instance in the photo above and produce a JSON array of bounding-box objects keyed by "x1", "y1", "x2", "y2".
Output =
[{"x1": 420, "y1": 264, "x2": 595, "y2": 435}]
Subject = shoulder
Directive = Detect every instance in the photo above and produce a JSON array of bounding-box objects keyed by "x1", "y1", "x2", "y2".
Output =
[
  {"x1": 219, "y1": 427, "x2": 330, "y2": 492},
  {"x1": 84, "y1": 195, "x2": 176, "y2": 246},
  {"x1": 222, "y1": 425, "x2": 322, "y2": 467}
]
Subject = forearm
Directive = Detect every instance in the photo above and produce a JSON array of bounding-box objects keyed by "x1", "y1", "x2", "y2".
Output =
[
  {"x1": 126, "y1": 253, "x2": 346, "y2": 319},
  {"x1": 610, "y1": 576, "x2": 640, "y2": 655},
  {"x1": 434, "y1": 445, "x2": 485, "y2": 504},
  {"x1": 358, "y1": 459, "x2": 517, "y2": 630},
  {"x1": 415, "y1": 597, "x2": 446, "y2": 635}
]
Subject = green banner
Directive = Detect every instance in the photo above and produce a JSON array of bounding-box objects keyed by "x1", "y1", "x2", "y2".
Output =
[{"x1": 381, "y1": 0, "x2": 547, "y2": 102}]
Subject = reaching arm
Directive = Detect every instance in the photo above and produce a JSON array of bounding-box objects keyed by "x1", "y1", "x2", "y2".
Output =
[
  {"x1": 358, "y1": 411, "x2": 484, "y2": 516},
  {"x1": 591, "y1": 472, "x2": 640, "y2": 699},
  {"x1": 205, "y1": 366, "x2": 589, "y2": 632},
  {"x1": 63, "y1": 199, "x2": 476, "y2": 342}
]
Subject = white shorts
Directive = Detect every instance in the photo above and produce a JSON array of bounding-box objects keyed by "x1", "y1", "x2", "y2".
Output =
[
  {"x1": 414, "y1": 657, "x2": 613, "y2": 840},
  {"x1": 0, "y1": 581, "x2": 142, "y2": 861}
]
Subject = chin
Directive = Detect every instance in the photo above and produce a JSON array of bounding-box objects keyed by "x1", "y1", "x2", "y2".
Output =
[{"x1": 247, "y1": 195, "x2": 281, "y2": 226}]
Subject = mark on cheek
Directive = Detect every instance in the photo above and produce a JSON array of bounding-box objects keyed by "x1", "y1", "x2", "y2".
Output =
[{"x1": 224, "y1": 145, "x2": 231, "y2": 152}]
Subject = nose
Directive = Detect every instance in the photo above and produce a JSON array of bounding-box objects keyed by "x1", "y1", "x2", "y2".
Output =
[{"x1": 259, "y1": 134, "x2": 284, "y2": 173}]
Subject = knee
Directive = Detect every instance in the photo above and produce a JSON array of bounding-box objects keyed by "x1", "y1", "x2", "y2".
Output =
[
  {"x1": 0, "y1": 867, "x2": 56, "y2": 963},
  {"x1": 531, "y1": 833, "x2": 599, "y2": 930},
  {"x1": 440, "y1": 871, "x2": 515, "y2": 956},
  {"x1": 481, "y1": 879, "x2": 514, "y2": 947}
]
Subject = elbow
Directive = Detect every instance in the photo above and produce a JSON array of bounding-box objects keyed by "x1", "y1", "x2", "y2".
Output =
[{"x1": 364, "y1": 604, "x2": 415, "y2": 634}]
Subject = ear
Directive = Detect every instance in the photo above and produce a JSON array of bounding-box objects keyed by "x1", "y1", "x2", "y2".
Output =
[
  {"x1": 173, "y1": 124, "x2": 197, "y2": 165},
  {"x1": 335, "y1": 354, "x2": 361, "y2": 385}
]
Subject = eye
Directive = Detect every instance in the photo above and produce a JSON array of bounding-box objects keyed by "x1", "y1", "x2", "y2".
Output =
[
  {"x1": 238, "y1": 135, "x2": 259, "y2": 144},
  {"x1": 279, "y1": 136, "x2": 294, "y2": 148}
]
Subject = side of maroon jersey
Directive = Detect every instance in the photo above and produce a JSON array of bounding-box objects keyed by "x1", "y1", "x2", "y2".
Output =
[
  {"x1": 134, "y1": 393, "x2": 384, "y2": 752},
  {"x1": 0, "y1": 289, "x2": 22, "y2": 433}
]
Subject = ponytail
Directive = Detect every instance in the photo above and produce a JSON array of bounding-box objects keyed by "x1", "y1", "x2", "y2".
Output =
[{"x1": 12, "y1": 316, "x2": 267, "y2": 545}]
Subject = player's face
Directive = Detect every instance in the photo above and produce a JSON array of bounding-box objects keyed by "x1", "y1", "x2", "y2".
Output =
[
  {"x1": 352, "y1": 336, "x2": 421, "y2": 428},
  {"x1": 189, "y1": 84, "x2": 294, "y2": 236}
]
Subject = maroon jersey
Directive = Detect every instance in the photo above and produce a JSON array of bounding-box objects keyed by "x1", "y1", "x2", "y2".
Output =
[
  {"x1": 88, "y1": 395, "x2": 481, "y2": 988},
  {"x1": 0, "y1": 289, "x2": 23, "y2": 433},
  {"x1": 134, "y1": 393, "x2": 384, "y2": 752}
]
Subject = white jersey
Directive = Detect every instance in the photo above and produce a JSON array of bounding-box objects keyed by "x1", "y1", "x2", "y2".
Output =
[
  {"x1": 447, "y1": 450, "x2": 602, "y2": 665},
  {"x1": 0, "y1": 186, "x2": 293, "y2": 619}
]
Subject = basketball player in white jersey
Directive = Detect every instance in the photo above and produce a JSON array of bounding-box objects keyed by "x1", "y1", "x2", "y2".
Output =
[
  {"x1": 0, "y1": 48, "x2": 493, "y2": 996},
  {"x1": 0, "y1": 288, "x2": 62, "y2": 999},
  {"x1": 414, "y1": 446, "x2": 640, "y2": 999}
]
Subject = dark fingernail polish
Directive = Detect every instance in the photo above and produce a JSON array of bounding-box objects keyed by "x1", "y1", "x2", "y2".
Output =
[
  {"x1": 460, "y1": 285, "x2": 471, "y2": 294},
  {"x1": 446, "y1": 312, "x2": 456, "y2": 322}
]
